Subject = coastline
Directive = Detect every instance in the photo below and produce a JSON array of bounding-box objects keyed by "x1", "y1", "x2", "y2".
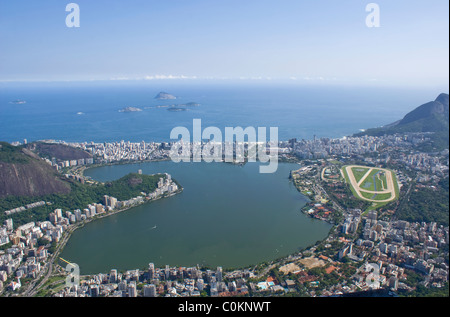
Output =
[{"x1": 21, "y1": 183, "x2": 184, "y2": 296}]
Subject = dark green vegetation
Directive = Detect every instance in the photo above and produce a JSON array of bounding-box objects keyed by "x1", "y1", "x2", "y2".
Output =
[
  {"x1": 396, "y1": 177, "x2": 449, "y2": 226},
  {"x1": 399, "y1": 269, "x2": 449, "y2": 297},
  {"x1": 322, "y1": 181, "x2": 371, "y2": 211},
  {"x1": 355, "y1": 93, "x2": 449, "y2": 151},
  {"x1": 402, "y1": 283, "x2": 449, "y2": 297},
  {"x1": 351, "y1": 167, "x2": 370, "y2": 184},
  {"x1": 0, "y1": 142, "x2": 30, "y2": 164},
  {"x1": 0, "y1": 172, "x2": 167, "y2": 227},
  {"x1": 95, "y1": 172, "x2": 165, "y2": 201}
]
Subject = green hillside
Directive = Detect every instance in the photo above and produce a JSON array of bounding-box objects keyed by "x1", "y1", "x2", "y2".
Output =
[
  {"x1": 0, "y1": 172, "x2": 168, "y2": 227},
  {"x1": 355, "y1": 93, "x2": 449, "y2": 150}
]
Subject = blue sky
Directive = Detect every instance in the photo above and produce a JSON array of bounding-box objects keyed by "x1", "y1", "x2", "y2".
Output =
[{"x1": 0, "y1": 0, "x2": 448, "y2": 88}]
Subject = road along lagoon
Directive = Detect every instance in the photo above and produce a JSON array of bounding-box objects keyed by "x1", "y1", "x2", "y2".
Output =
[{"x1": 60, "y1": 161, "x2": 332, "y2": 275}]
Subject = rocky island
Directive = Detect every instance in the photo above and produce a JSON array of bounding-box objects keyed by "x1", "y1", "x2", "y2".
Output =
[
  {"x1": 167, "y1": 107, "x2": 187, "y2": 112},
  {"x1": 9, "y1": 100, "x2": 26, "y2": 105},
  {"x1": 119, "y1": 107, "x2": 143, "y2": 113},
  {"x1": 154, "y1": 92, "x2": 177, "y2": 100},
  {"x1": 184, "y1": 102, "x2": 201, "y2": 107}
]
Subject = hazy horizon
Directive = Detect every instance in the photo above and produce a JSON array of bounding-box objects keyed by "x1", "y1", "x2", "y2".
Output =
[{"x1": 0, "y1": 0, "x2": 448, "y2": 88}]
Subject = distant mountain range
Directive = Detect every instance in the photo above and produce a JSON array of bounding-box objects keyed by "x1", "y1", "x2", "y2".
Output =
[{"x1": 355, "y1": 93, "x2": 449, "y2": 150}]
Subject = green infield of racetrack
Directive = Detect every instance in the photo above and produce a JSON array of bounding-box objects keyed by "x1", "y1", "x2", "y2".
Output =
[
  {"x1": 351, "y1": 167, "x2": 370, "y2": 183},
  {"x1": 342, "y1": 165, "x2": 400, "y2": 210}
]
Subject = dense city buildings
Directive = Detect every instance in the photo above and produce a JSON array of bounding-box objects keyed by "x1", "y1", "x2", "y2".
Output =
[{"x1": 0, "y1": 131, "x2": 448, "y2": 297}]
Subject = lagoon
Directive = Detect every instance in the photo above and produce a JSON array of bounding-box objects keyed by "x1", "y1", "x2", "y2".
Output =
[{"x1": 60, "y1": 161, "x2": 332, "y2": 275}]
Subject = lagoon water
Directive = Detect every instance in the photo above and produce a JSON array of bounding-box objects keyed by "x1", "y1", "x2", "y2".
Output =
[{"x1": 60, "y1": 161, "x2": 331, "y2": 274}]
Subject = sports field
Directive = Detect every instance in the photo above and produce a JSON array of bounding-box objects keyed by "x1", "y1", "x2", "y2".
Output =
[{"x1": 342, "y1": 165, "x2": 399, "y2": 203}]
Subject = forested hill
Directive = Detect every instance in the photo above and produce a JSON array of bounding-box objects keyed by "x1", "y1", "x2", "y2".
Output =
[{"x1": 355, "y1": 93, "x2": 449, "y2": 150}]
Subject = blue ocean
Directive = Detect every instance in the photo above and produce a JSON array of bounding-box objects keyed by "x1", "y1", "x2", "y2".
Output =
[{"x1": 0, "y1": 80, "x2": 442, "y2": 143}]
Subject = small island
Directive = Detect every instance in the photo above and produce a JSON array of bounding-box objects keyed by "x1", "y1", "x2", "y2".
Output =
[
  {"x1": 155, "y1": 92, "x2": 177, "y2": 100},
  {"x1": 119, "y1": 107, "x2": 143, "y2": 113},
  {"x1": 10, "y1": 100, "x2": 26, "y2": 105},
  {"x1": 183, "y1": 102, "x2": 201, "y2": 107},
  {"x1": 167, "y1": 107, "x2": 187, "y2": 112},
  {"x1": 165, "y1": 102, "x2": 201, "y2": 112}
]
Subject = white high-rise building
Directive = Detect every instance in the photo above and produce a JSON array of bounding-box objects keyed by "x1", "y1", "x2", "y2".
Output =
[
  {"x1": 109, "y1": 197, "x2": 117, "y2": 209},
  {"x1": 74, "y1": 209, "x2": 82, "y2": 222},
  {"x1": 49, "y1": 213, "x2": 58, "y2": 224},
  {"x1": 89, "y1": 205, "x2": 96, "y2": 216},
  {"x1": 148, "y1": 263, "x2": 155, "y2": 279},
  {"x1": 118, "y1": 281, "x2": 127, "y2": 291},
  {"x1": 196, "y1": 279, "x2": 204, "y2": 291},
  {"x1": 128, "y1": 281, "x2": 137, "y2": 297},
  {"x1": 165, "y1": 265, "x2": 170, "y2": 280},
  {"x1": 143, "y1": 284, "x2": 157, "y2": 297},
  {"x1": 90, "y1": 285, "x2": 99, "y2": 297},
  {"x1": 216, "y1": 267, "x2": 223, "y2": 282},
  {"x1": 5, "y1": 219, "x2": 13, "y2": 231},
  {"x1": 110, "y1": 269, "x2": 117, "y2": 283}
]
